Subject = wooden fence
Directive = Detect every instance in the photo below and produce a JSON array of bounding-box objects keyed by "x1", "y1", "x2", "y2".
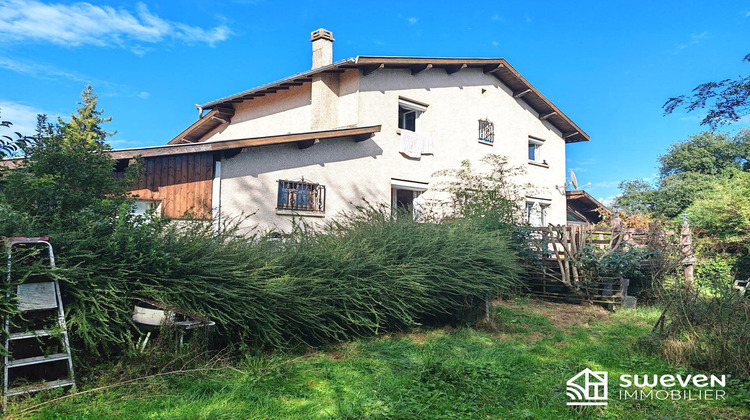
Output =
[{"x1": 523, "y1": 216, "x2": 694, "y2": 310}]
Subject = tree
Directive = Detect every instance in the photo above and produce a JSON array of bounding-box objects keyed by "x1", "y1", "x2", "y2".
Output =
[
  {"x1": 0, "y1": 109, "x2": 34, "y2": 158},
  {"x1": 687, "y1": 169, "x2": 750, "y2": 248},
  {"x1": 0, "y1": 86, "x2": 135, "y2": 233},
  {"x1": 663, "y1": 53, "x2": 750, "y2": 128},
  {"x1": 658, "y1": 130, "x2": 749, "y2": 176},
  {"x1": 616, "y1": 179, "x2": 655, "y2": 215},
  {"x1": 58, "y1": 85, "x2": 116, "y2": 148},
  {"x1": 616, "y1": 130, "x2": 749, "y2": 219}
]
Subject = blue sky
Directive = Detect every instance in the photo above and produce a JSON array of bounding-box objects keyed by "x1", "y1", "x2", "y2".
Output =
[{"x1": 1, "y1": 0, "x2": 749, "y2": 204}]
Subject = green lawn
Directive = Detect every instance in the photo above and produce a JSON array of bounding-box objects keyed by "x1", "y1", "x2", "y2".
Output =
[{"x1": 8, "y1": 298, "x2": 750, "y2": 419}]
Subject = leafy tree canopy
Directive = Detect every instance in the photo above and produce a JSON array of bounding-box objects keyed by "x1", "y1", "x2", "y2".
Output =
[
  {"x1": 616, "y1": 130, "x2": 749, "y2": 218},
  {"x1": 617, "y1": 172, "x2": 715, "y2": 219},
  {"x1": 0, "y1": 109, "x2": 34, "y2": 158},
  {"x1": 687, "y1": 169, "x2": 750, "y2": 249},
  {"x1": 658, "y1": 130, "x2": 749, "y2": 177},
  {"x1": 663, "y1": 53, "x2": 750, "y2": 128},
  {"x1": 0, "y1": 86, "x2": 136, "y2": 233}
]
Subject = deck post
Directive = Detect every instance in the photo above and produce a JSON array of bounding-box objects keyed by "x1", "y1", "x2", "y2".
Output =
[{"x1": 680, "y1": 214, "x2": 695, "y2": 290}]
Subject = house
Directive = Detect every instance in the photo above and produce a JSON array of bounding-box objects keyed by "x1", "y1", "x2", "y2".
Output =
[
  {"x1": 111, "y1": 29, "x2": 590, "y2": 231},
  {"x1": 566, "y1": 190, "x2": 612, "y2": 225}
]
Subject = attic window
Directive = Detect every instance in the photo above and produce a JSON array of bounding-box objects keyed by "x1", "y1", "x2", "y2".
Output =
[
  {"x1": 398, "y1": 98, "x2": 427, "y2": 133},
  {"x1": 478, "y1": 119, "x2": 494, "y2": 145}
]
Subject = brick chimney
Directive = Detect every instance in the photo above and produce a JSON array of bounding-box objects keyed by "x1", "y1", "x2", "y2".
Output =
[{"x1": 311, "y1": 28, "x2": 334, "y2": 69}]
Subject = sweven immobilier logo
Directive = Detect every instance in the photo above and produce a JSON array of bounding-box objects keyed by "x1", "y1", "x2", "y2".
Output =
[
  {"x1": 567, "y1": 368, "x2": 608, "y2": 406},
  {"x1": 567, "y1": 368, "x2": 726, "y2": 406}
]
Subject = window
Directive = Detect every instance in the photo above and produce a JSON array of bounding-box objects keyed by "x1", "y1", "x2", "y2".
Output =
[
  {"x1": 398, "y1": 98, "x2": 427, "y2": 133},
  {"x1": 132, "y1": 200, "x2": 161, "y2": 215},
  {"x1": 528, "y1": 137, "x2": 545, "y2": 163},
  {"x1": 478, "y1": 119, "x2": 494, "y2": 144},
  {"x1": 277, "y1": 179, "x2": 326, "y2": 213},
  {"x1": 391, "y1": 179, "x2": 428, "y2": 219},
  {"x1": 525, "y1": 200, "x2": 549, "y2": 227}
]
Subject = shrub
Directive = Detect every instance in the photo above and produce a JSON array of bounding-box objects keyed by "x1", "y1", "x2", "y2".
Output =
[
  {"x1": 3, "y1": 205, "x2": 522, "y2": 363},
  {"x1": 648, "y1": 278, "x2": 750, "y2": 378}
]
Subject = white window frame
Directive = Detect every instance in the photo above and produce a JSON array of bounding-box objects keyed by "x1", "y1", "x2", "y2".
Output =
[
  {"x1": 391, "y1": 179, "x2": 428, "y2": 219},
  {"x1": 398, "y1": 98, "x2": 427, "y2": 133},
  {"x1": 132, "y1": 199, "x2": 162, "y2": 216},
  {"x1": 528, "y1": 137, "x2": 545, "y2": 163},
  {"x1": 525, "y1": 198, "x2": 550, "y2": 227}
]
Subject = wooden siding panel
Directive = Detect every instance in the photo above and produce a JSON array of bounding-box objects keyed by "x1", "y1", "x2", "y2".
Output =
[
  {"x1": 145, "y1": 158, "x2": 156, "y2": 196},
  {"x1": 127, "y1": 153, "x2": 214, "y2": 220},
  {"x1": 196, "y1": 155, "x2": 206, "y2": 218},
  {"x1": 166, "y1": 156, "x2": 177, "y2": 217},
  {"x1": 152, "y1": 157, "x2": 162, "y2": 200},
  {"x1": 181, "y1": 155, "x2": 190, "y2": 216},
  {"x1": 174, "y1": 155, "x2": 184, "y2": 217},
  {"x1": 186, "y1": 154, "x2": 195, "y2": 216}
]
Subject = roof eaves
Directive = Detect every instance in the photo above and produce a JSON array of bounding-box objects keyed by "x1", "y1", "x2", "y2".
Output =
[
  {"x1": 110, "y1": 125, "x2": 382, "y2": 160},
  {"x1": 199, "y1": 55, "x2": 589, "y2": 144},
  {"x1": 200, "y1": 58, "x2": 357, "y2": 109}
]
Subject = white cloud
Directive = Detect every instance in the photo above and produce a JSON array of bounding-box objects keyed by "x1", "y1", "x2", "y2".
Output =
[
  {"x1": 0, "y1": 100, "x2": 60, "y2": 138},
  {"x1": 597, "y1": 195, "x2": 619, "y2": 207},
  {"x1": 0, "y1": 56, "x2": 91, "y2": 83},
  {"x1": 592, "y1": 180, "x2": 622, "y2": 188},
  {"x1": 491, "y1": 41, "x2": 499, "y2": 47},
  {"x1": 0, "y1": 56, "x2": 151, "y2": 99},
  {"x1": 107, "y1": 137, "x2": 143, "y2": 148},
  {"x1": 673, "y1": 31, "x2": 710, "y2": 54},
  {"x1": 0, "y1": 0, "x2": 231, "y2": 51},
  {"x1": 397, "y1": 14, "x2": 419, "y2": 25}
]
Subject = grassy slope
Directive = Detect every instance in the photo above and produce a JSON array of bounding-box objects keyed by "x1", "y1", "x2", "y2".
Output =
[{"x1": 10, "y1": 299, "x2": 750, "y2": 419}]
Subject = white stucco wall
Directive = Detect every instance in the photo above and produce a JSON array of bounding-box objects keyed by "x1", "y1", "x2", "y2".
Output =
[
  {"x1": 355, "y1": 67, "x2": 567, "y2": 224},
  {"x1": 202, "y1": 83, "x2": 313, "y2": 141},
  {"x1": 216, "y1": 67, "x2": 571, "y2": 232}
]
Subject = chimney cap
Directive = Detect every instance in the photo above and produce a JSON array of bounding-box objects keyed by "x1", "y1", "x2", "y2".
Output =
[{"x1": 310, "y1": 28, "x2": 334, "y2": 42}]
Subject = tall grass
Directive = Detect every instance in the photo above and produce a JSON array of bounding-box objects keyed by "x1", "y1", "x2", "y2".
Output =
[
  {"x1": 646, "y1": 285, "x2": 750, "y2": 379},
  {"x1": 4, "y1": 206, "x2": 522, "y2": 362}
]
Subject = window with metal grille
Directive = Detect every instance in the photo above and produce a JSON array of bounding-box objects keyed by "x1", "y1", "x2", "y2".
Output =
[
  {"x1": 478, "y1": 119, "x2": 494, "y2": 144},
  {"x1": 277, "y1": 180, "x2": 326, "y2": 213}
]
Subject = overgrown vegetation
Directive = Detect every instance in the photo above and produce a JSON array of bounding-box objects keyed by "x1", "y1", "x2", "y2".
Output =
[
  {"x1": 8, "y1": 299, "x2": 750, "y2": 419},
  {"x1": 646, "y1": 282, "x2": 750, "y2": 379},
  {"x1": 616, "y1": 125, "x2": 750, "y2": 379}
]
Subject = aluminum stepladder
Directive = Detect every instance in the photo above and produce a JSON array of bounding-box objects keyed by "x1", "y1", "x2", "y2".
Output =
[{"x1": 3, "y1": 237, "x2": 75, "y2": 410}]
